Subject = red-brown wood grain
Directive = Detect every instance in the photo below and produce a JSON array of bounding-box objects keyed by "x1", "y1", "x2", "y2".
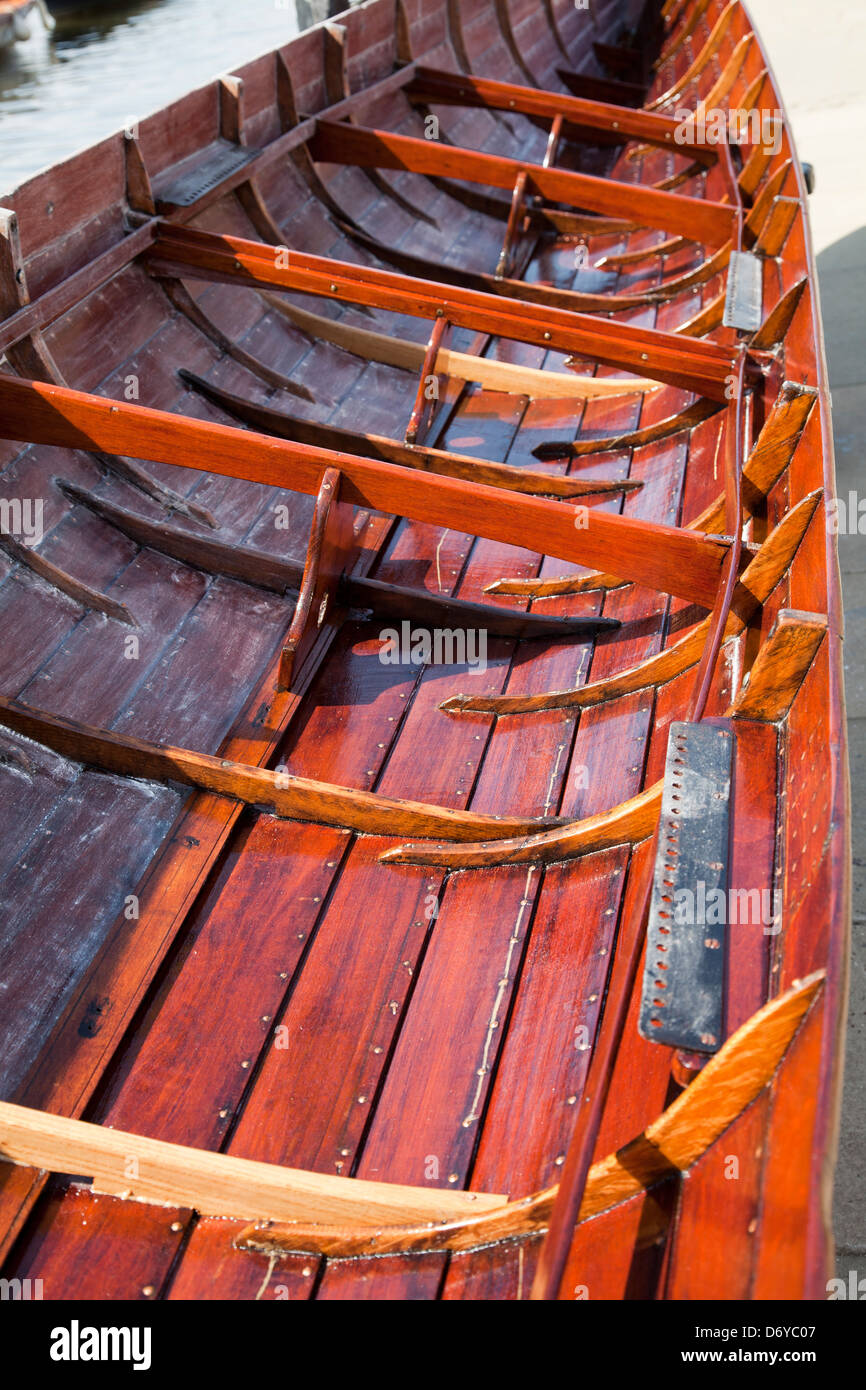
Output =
[{"x1": 0, "y1": 0, "x2": 846, "y2": 1305}]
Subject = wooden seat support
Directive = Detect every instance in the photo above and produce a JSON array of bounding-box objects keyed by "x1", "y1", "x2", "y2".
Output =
[{"x1": 279, "y1": 468, "x2": 355, "y2": 692}]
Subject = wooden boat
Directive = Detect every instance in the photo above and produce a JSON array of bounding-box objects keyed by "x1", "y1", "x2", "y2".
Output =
[{"x1": 0, "y1": 0, "x2": 849, "y2": 1302}]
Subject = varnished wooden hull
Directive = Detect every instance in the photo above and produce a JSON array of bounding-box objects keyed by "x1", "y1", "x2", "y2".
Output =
[{"x1": 0, "y1": 0, "x2": 849, "y2": 1301}]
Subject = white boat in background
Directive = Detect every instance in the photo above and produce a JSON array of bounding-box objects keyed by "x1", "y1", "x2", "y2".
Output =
[{"x1": 0, "y1": 0, "x2": 53, "y2": 50}]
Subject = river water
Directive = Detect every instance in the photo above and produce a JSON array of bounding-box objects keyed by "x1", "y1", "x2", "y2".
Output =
[{"x1": 0, "y1": 0, "x2": 352, "y2": 194}]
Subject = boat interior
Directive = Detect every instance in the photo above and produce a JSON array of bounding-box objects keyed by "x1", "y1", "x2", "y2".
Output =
[{"x1": 0, "y1": 0, "x2": 849, "y2": 1300}]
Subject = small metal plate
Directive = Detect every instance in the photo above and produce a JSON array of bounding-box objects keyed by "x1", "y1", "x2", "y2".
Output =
[
  {"x1": 639, "y1": 722, "x2": 734, "y2": 1053},
  {"x1": 158, "y1": 142, "x2": 258, "y2": 209},
  {"x1": 723, "y1": 250, "x2": 763, "y2": 332}
]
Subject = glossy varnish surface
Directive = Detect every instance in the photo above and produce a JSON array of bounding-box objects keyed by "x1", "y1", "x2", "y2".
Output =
[{"x1": 0, "y1": 0, "x2": 848, "y2": 1300}]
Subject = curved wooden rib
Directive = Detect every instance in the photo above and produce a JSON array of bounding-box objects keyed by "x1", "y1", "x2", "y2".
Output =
[
  {"x1": 442, "y1": 490, "x2": 823, "y2": 717},
  {"x1": 58, "y1": 482, "x2": 619, "y2": 643},
  {"x1": 0, "y1": 975, "x2": 822, "y2": 1254},
  {"x1": 57, "y1": 479, "x2": 304, "y2": 593},
  {"x1": 325, "y1": 216, "x2": 660, "y2": 316},
  {"x1": 379, "y1": 782, "x2": 662, "y2": 869},
  {"x1": 326, "y1": 175, "x2": 723, "y2": 304},
  {"x1": 260, "y1": 294, "x2": 657, "y2": 399},
  {"x1": 676, "y1": 289, "x2": 726, "y2": 337},
  {"x1": 657, "y1": 35, "x2": 753, "y2": 126},
  {"x1": 159, "y1": 277, "x2": 317, "y2": 403},
  {"x1": 90, "y1": 448, "x2": 218, "y2": 531},
  {"x1": 531, "y1": 397, "x2": 723, "y2": 461},
  {"x1": 745, "y1": 161, "x2": 794, "y2": 240},
  {"x1": 741, "y1": 381, "x2": 818, "y2": 505},
  {"x1": 738, "y1": 141, "x2": 774, "y2": 200},
  {"x1": 739, "y1": 67, "x2": 771, "y2": 124},
  {"x1": 331, "y1": 213, "x2": 731, "y2": 320},
  {"x1": 0, "y1": 696, "x2": 566, "y2": 843},
  {"x1": 638, "y1": 239, "x2": 732, "y2": 302},
  {"x1": 755, "y1": 196, "x2": 800, "y2": 259},
  {"x1": 654, "y1": 157, "x2": 709, "y2": 193},
  {"x1": 750, "y1": 278, "x2": 808, "y2": 351},
  {"x1": 730, "y1": 610, "x2": 827, "y2": 723},
  {"x1": 597, "y1": 235, "x2": 690, "y2": 268},
  {"x1": 179, "y1": 369, "x2": 642, "y2": 498},
  {"x1": 655, "y1": 0, "x2": 713, "y2": 68},
  {"x1": 0, "y1": 531, "x2": 136, "y2": 627},
  {"x1": 444, "y1": 625, "x2": 709, "y2": 716},
  {"x1": 700, "y1": 34, "x2": 755, "y2": 114},
  {"x1": 647, "y1": 0, "x2": 738, "y2": 109},
  {"x1": 540, "y1": 0, "x2": 570, "y2": 61},
  {"x1": 233, "y1": 973, "x2": 824, "y2": 1258},
  {"x1": 493, "y1": 0, "x2": 540, "y2": 89},
  {"x1": 498, "y1": 385, "x2": 818, "y2": 598}
]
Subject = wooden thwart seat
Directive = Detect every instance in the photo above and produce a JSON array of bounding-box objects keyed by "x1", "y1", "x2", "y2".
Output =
[
  {"x1": 0, "y1": 374, "x2": 735, "y2": 608},
  {"x1": 147, "y1": 222, "x2": 738, "y2": 399},
  {"x1": 308, "y1": 120, "x2": 736, "y2": 246}
]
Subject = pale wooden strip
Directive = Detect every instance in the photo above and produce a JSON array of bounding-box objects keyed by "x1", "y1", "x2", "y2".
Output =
[
  {"x1": 261, "y1": 295, "x2": 657, "y2": 399},
  {"x1": 0, "y1": 1103, "x2": 505, "y2": 1226},
  {"x1": 380, "y1": 783, "x2": 663, "y2": 869},
  {"x1": 0, "y1": 531, "x2": 136, "y2": 626}
]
